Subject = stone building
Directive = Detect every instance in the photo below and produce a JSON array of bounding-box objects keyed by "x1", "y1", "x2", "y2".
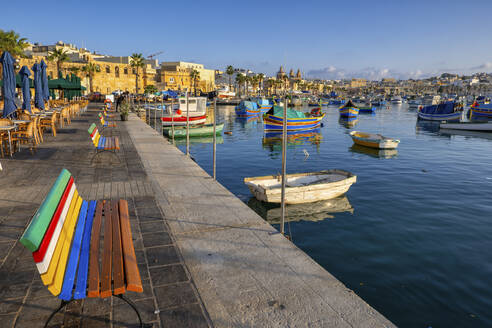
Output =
[{"x1": 157, "y1": 61, "x2": 215, "y2": 93}]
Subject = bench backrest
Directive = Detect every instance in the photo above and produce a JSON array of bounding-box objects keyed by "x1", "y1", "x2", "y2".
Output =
[
  {"x1": 19, "y1": 169, "x2": 142, "y2": 300},
  {"x1": 88, "y1": 123, "x2": 100, "y2": 147}
]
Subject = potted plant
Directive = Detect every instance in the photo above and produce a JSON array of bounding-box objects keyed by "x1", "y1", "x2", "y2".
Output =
[{"x1": 120, "y1": 101, "x2": 130, "y2": 121}]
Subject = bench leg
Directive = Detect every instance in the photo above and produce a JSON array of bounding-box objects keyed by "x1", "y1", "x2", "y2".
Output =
[{"x1": 44, "y1": 299, "x2": 74, "y2": 328}]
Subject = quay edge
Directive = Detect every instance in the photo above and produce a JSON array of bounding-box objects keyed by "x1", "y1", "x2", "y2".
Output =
[{"x1": 125, "y1": 113, "x2": 396, "y2": 327}]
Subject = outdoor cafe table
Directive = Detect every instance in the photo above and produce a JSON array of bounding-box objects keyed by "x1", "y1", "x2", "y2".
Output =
[
  {"x1": 11, "y1": 120, "x2": 31, "y2": 124},
  {"x1": 0, "y1": 125, "x2": 16, "y2": 157}
]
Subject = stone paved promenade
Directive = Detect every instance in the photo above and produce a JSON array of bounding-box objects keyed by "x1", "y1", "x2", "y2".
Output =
[
  {"x1": 0, "y1": 104, "x2": 395, "y2": 328},
  {"x1": 0, "y1": 104, "x2": 211, "y2": 327}
]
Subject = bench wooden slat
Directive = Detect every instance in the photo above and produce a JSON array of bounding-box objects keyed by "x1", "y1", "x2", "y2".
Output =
[
  {"x1": 36, "y1": 183, "x2": 76, "y2": 274},
  {"x1": 74, "y1": 200, "x2": 97, "y2": 299},
  {"x1": 112, "y1": 200, "x2": 125, "y2": 294},
  {"x1": 119, "y1": 200, "x2": 143, "y2": 293},
  {"x1": 40, "y1": 188, "x2": 79, "y2": 283},
  {"x1": 88, "y1": 201, "x2": 103, "y2": 297},
  {"x1": 20, "y1": 169, "x2": 72, "y2": 252},
  {"x1": 33, "y1": 177, "x2": 74, "y2": 263},
  {"x1": 47, "y1": 195, "x2": 82, "y2": 295},
  {"x1": 100, "y1": 201, "x2": 113, "y2": 298},
  {"x1": 88, "y1": 123, "x2": 96, "y2": 134},
  {"x1": 114, "y1": 137, "x2": 120, "y2": 151},
  {"x1": 59, "y1": 200, "x2": 89, "y2": 300}
]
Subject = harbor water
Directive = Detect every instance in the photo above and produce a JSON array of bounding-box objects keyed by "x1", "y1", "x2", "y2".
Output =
[{"x1": 172, "y1": 103, "x2": 492, "y2": 327}]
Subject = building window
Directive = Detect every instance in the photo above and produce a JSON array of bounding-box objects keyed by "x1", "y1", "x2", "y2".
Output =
[
  {"x1": 169, "y1": 77, "x2": 175, "y2": 83},
  {"x1": 106, "y1": 66, "x2": 110, "y2": 73},
  {"x1": 124, "y1": 67, "x2": 128, "y2": 74},
  {"x1": 132, "y1": 68, "x2": 136, "y2": 74},
  {"x1": 115, "y1": 66, "x2": 120, "y2": 78}
]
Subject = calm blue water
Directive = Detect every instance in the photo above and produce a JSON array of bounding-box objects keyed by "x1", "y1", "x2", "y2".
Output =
[{"x1": 174, "y1": 104, "x2": 492, "y2": 327}]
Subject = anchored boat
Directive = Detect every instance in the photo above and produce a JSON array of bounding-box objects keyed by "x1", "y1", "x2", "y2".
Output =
[
  {"x1": 163, "y1": 123, "x2": 224, "y2": 138},
  {"x1": 244, "y1": 170, "x2": 356, "y2": 204},
  {"x1": 263, "y1": 106, "x2": 324, "y2": 132},
  {"x1": 470, "y1": 102, "x2": 492, "y2": 118},
  {"x1": 339, "y1": 100, "x2": 359, "y2": 118},
  {"x1": 235, "y1": 100, "x2": 260, "y2": 116},
  {"x1": 417, "y1": 101, "x2": 463, "y2": 121},
  {"x1": 161, "y1": 97, "x2": 207, "y2": 126},
  {"x1": 349, "y1": 131, "x2": 400, "y2": 149},
  {"x1": 440, "y1": 121, "x2": 492, "y2": 131}
]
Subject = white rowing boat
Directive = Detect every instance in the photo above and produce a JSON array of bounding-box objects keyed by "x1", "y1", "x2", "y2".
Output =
[{"x1": 244, "y1": 170, "x2": 356, "y2": 204}]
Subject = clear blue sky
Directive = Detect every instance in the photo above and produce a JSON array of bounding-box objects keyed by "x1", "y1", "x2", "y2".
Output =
[{"x1": 2, "y1": 0, "x2": 492, "y2": 80}]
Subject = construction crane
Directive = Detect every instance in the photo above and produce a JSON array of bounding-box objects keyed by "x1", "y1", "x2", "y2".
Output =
[{"x1": 147, "y1": 51, "x2": 164, "y2": 60}]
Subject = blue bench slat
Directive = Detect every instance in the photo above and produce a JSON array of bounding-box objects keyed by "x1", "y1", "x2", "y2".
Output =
[
  {"x1": 98, "y1": 137, "x2": 105, "y2": 149},
  {"x1": 59, "y1": 200, "x2": 89, "y2": 300},
  {"x1": 73, "y1": 200, "x2": 97, "y2": 299}
]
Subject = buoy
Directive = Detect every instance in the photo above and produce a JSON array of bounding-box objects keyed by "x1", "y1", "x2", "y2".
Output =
[{"x1": 224, "y1": 131, "x2": 232, "y2": 135}]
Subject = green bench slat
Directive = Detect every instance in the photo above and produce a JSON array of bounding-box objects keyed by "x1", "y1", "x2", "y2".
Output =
[
  {"x1": 88, "y1": 123, "x2": 96, "y2": 134},
  {"x1": 20, "y1": 169, "x2": 72, "y2": 252}
]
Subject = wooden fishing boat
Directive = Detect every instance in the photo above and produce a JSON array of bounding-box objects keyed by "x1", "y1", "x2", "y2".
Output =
[
  {"x1": 349, "y1": 131, "x2": 400, "y2": 149},
  {"x1": 244, "y1": 170, "x2": 356, "y2": 204},
  {"x1": 470, "y1": 103, "x2": 492, "y2": 118},
  {"x1": 161, "y1": 96, "x2": 207, "y2": 126},
  {"x1": 440, "y1": 121, "x2": 492, "y2": 131},
  {"x1": 358, "y1": 106, "x2": 376, "y2": 113},
  {"x1": 251, "y1": 97, "x2": 273, "y2": 112},
  {"x1": 339, "y1": 100, "x2": 359, "y2": 118},
  {"x1": 417, "y1": 101, "x2": 462, "y2": 121},
  {"x1": 263, "y1": 106, "x2": 324, "y2": 132},
  {"x1": 235, "y1": 100, "x2": 260, "y2": 116},
  {"x1": 163, "y1": 123, "x2": 224, "y2": 138}
]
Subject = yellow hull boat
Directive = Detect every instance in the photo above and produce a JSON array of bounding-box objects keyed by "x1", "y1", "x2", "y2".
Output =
[{"x1": 349, "y1": 131, "x2": 400, "y2": 149}]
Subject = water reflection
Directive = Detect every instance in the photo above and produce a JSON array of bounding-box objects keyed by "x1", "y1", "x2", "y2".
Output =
[
  {"x1": 338, "y1": 117, "x2": 359, "y2": 128},
  {"x1": 248, "y1": 196, "x2": 353, "y2": 223},
  {"x1": 235, "y1": 115, "x2": 262, "y2": 129},
  {"x1": 173, "y1": 135, "x2": 224, "y2": 145},
  {"x1": 439, "y1": 129, "x2": 492, "y2": 141},
  {"x1": 262, "y1": 129, "x2": 322, "y2": 154},
  {"x1": 415, "y1": 120, "x2": 443, "y2": 135},
  {"x1": 349, "y1": 144, "x2": 398, "y2": 159}
]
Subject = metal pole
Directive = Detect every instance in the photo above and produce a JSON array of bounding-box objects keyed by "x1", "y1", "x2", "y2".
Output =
[
  {"x1": 171, "y1": 98, "x2": 175, "y2": 144},
  {"x1": 213, "y1": 97, "x2": 217, "y2": 180},
  {"x1": 186, "y1": 91, "x2": 190, "y2": 156},
  {"x1": 160, "y1": 96, "x2": 164, "y2": 134},
  {"x1": 280, "y1": 94, "x2": 288, "y2": 235}
]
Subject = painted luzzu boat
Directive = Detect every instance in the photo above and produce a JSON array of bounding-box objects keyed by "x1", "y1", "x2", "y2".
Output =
[
  {"x1": 417, "y1": 101, "x2": 462, "y2": 121},
  {"x1": 349, "y1": 131, "x2": 400, "y2": 149},
  {"x1": 251, "y1": 97, "x2": 274, "y2": 112},
  {"x1": 339, "y1": 100, "x2": 359, "y2": 118},
  {"x1": 263, "y1": 106, "x2": 324, "y2": 132},
  {"x1": 235, "y1": 100, "x2": 261, "y2": 116},
  {"x1": 470, "y1": 102, "x2": 492, "y2": 118}
]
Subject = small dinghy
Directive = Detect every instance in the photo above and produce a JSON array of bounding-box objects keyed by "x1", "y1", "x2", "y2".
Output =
[
  {"x1": 349, "y1": 131, "x2": 400, "y2": 149},
  {"x1": 244, "y1": 170, "x2": 356, "y2": 204}
]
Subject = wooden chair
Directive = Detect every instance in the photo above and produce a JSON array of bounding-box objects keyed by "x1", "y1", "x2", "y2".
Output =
[
  {"x1": 10, "y1": 121, "x2": 37, "y2": 154},
  {"x1": 0, "y1": 118, "x2": 13, "y2": 157},
  {"x1": 19, "y1": 169, "x2": 144, "y2": 327},
  {"x1": 32, "y1": 115, "x2": 43, "y2": 144},
  {"x1": 40, "y1": 112, "x2": 58, "y2": 137}
]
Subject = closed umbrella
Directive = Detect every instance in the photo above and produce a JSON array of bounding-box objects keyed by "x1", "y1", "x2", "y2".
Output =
[
  {"x1": 32, "y1": 63, "x2": 45, "y2": 110},
  {"x1": 40, "y1": 59, "x2": 49, "y2": 102},
  {"x1": 19, "y1": 66, "x2": 32, "y2": 113},
  {"x1": 0, "y1": 51, "x2": 18, "y2": 118}
]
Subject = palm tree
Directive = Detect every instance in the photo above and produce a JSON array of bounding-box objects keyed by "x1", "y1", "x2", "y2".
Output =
[
  {"x1": 235, "y1": 74, "x2": 245, "y2": 97},
  {"x1": 190, "y1": 69, "x2": 201, "y2": 96},
  {"x1": 0, "y1": 29, "x2": 28, "y2": 58},
  {"x1": 226, "y1": 65, "x2": 234, "y2": 91},
  {"x1": 257, "y1": 73, "x2": 265, "y2": 96},
  {"x1": 48, "y1": 48, "x2": 71, "y2": 77},
  {"x1": 82, "y1": 62, "x2": 100, "y2": 93},
  {"x1": 130, "y1": 53, "x2": 145, "y2": 94}
]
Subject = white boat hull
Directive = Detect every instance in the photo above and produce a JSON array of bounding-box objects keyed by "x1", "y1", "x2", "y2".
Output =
[{"x1": 245, "y1": 170, "x2": 356, "y2": 204}]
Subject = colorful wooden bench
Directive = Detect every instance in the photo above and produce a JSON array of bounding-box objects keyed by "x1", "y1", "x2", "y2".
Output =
[
  {"x1": 20, "y1": 169, "x2": 145, "y2": 327},
  {"x1": 98, "y1": 113, "x2": 117, "y2": 128},
  {"x1": 88, "y1": 123, "x2": 120, "y2": 164}
]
